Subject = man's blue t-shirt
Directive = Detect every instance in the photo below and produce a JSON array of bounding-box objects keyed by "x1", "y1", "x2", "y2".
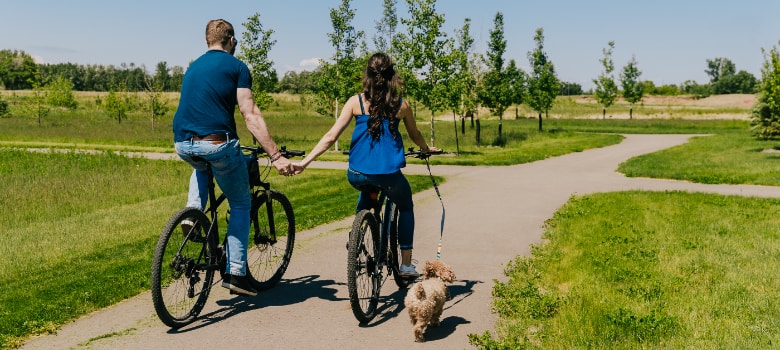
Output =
[{"x1": 172, "y1": 50, "x2": 252, "y2": 142}]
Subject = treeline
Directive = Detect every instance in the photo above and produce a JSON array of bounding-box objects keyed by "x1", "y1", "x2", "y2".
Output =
[
  {"x1": 0, "y1": 50, "x2": 184, "y2": 92},
  {"x1": 0, "y1": 0, "x2": 776, "y2": 141}
]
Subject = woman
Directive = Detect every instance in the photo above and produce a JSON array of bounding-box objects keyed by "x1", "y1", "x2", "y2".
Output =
[{"x1": 294, "y1": 52, "x2": 440, "y2": 277}]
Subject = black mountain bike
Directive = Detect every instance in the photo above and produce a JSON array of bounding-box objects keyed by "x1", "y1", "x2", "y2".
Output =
[
  {"x1": 347, "y1": 148, "x2": 441, "y2": 324},
  {"x1": 151, "y1": 145, "x2": 304, "y2": 328}
]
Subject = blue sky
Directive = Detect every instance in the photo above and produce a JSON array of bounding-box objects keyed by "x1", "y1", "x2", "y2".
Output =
[{"x1": 2, "y1": 0, "x2": 779, "y2": 90}]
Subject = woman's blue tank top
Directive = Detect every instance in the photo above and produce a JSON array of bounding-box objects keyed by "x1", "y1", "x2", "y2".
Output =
[{"x1": 348, "y1": 94, "x2": 405, "y2": 174}]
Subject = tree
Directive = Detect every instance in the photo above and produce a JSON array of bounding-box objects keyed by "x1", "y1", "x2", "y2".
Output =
[
  {"x1": 559, "y1": 81, "x2": 583, "y2": 96},
  {"x1": 237, "y1": 12, "x2": 277, "y2": 110},
  {"x1": 143, "y1": 74, "x2": 169, "y2": 130},
  {"x1": 680, "y1": 80, "x2": 711, "y2": 99},
  {"x1": 477, "y1": 12, "x2": 516, "y2": 139},
  {"x1": 705, "y1": 57, "x2": 736, "y2": 84},
  {"x1": 153, "y1": 62, "x2": 171, "y2": 92},
  {"x1": 441, "y1": 17, "x2": 477, "y2": 154},
  {"x1": 373, "y1": 0, "x2": 398, "y2": 54},
  {"x1": 0, "y1": 50, "x2": 36, "y2": 90},
  {"x1": 506, "y1": 59, "x2": 526, "y2": 121},
  {"x1": 394, "y1": 0, "x2": 452, "y2": 146},
  {"x1": 750, "y1": 42, "x2": 780, "y2": 140},
  {"x1": 526, "y1": 28, "x2": 559, "y2": 131},
  {"x1": 104, "y1": 83, "x2": 131, "y2": 124},
  {"x1": 45, "y1": 75, "x2": 78, "y2": 109},
  {"x1": 318, "y1": 0, "x2": 366, "y2": 150},
  {"x1": 19, "y1": 70, "x2": 49, "y2": 125},
  {"x1": 593, "y1": 41, "x2": 618, "y2": 119},
  {"x1": 620, "y1": 55, "x2": 644, "y2": 119}
]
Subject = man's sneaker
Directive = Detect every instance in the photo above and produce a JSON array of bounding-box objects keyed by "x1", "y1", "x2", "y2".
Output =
[
  {"x1": 181, "y1": 219, "x2": 204, "y2": 242},
  {"x1": 221, "y1": 274, "x2": 258, "y2": 296},
  {"x1": 398, "y1": 263, "x2": 420, "y2": 279}
]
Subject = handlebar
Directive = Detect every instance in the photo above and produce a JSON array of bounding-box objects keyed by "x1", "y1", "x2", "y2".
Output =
[
  {"x1": 241, "y1": 145, "x2": 305, "y2": 159},
  {"x1": 404, "y1": 147, "x2": 443, "y2": 160}
]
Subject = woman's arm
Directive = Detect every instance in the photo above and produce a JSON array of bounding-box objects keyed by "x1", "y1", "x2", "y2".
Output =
[
  {"x1": 297, "y1": 95, "x2": 358, "y2": 170},
  {"x1": 399, "y1": 100, "x2": 440, "y2": 153}
]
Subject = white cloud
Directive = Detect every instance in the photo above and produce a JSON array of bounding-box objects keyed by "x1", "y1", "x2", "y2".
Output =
[{"x1": 298, "y1": 57, "x2": 321, "y2": 70}]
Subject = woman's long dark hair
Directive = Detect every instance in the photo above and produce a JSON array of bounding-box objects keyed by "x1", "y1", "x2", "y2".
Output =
[{"x1": 362, "y1": 52, "x2": 403, "y2": 140}]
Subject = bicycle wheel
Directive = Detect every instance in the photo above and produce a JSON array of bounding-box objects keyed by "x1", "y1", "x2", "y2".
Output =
[
  {"x1": 347, "y1": 209, "x2": 381, "y2": 324},
  {"x1": 247, "y1": 190, "x2": 295, "y2": 291},
  {"x1": 387, "y1": 202, "x2": 414, "y2": 288},
  {"x1": 151, "y1": 207, "x2": 218, "y2": 328}
]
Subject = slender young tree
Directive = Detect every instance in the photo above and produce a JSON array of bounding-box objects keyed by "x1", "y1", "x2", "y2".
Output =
[
  {"x1": 237, "y1": 12, "x2": 277, "y2": 110},
  {"x1": 373, "y1": 0, "x2": 398, "y2": 54},
  {"x1": 620, "y1": 55, "x2": 644, "y2": 119},
  {"x1": 22, "y1": 70, "x2": 50, "y2": 126},
  {"x1": 319, "y1": 0, "x2": 366, "y2": 150},
  {"x1": 394, "y1": 0, "x2": 451, "y2": 146},
  {"x1": 477, "y1": 12, "x2": 515, "y2": 138},
  {"x1": 593, "y1": 41, "x2": 618, "y2": 119},
  {"x1": 104, "y1": 85, "x2": 130, "y2": 125},
  {"x1": 526, "y1": 28, "x2": 559, "y2": 131},
  {"x1": 506, "y1": 59, "x2": 525, "y2": 120}
]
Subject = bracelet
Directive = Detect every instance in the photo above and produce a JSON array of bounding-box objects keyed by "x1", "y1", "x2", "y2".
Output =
[{"x1": 269, "y1": 151, "x2": 282, "y2": 163}]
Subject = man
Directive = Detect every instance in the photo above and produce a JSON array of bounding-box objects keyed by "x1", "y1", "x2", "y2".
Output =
[{"x1": 173, "y1": 19, "x2": 294, "y2": 296}]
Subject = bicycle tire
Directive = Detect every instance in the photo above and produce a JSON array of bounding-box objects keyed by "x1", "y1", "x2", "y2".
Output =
[
  {"x1": 247, "y1": 190, "x2": 295, "y2": 291},
  {"x1": 347, "y1": 209, "x2": 381, "y2": 324},
  {"x1": 387, "y1": 202, "x2": 414, "y2": 289},
  {"x1": 151, "y1": 207, "x2": 217, "y2": 328}
]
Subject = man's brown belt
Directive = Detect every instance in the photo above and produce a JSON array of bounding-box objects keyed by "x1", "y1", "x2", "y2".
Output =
[{"x1": 192, "y1": 133, "x2": 228, "y2": 143}]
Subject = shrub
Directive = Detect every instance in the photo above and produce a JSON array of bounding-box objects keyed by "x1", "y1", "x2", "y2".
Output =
[{"x1": 751, "y1": 42, "x2": 780, "y2": 140}]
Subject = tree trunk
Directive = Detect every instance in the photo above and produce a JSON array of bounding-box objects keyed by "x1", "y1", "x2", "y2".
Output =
[
  {"x1": 430, "y1": 111, "x2": 435, "y2": 146},
  {"x1": 630, "y1": 106, "x2": 633, "y2": 119},
  {"x1": 602, "y1": 108, "x2": 606, "y2": 119},
  {"x1": 453, "y1": 111, "x2": 460, "y2": 156},
  {"x1": 538, "y1": 112, "x2": 543, "y2": 132},
  {"x1": 475, "y1": 119, "x2": 481, "y2": 145}
]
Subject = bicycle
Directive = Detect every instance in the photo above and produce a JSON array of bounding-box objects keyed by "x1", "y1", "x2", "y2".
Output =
[
  {"x1": 151, "y1": 145, "x2": 304, "y2": 328},
  {"x1": 347, "y1": 148, "x2": 442, "y2": 324}
]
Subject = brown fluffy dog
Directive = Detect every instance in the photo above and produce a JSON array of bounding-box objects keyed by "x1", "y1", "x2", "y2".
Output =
[{"x1": 403, "y1": 260, "x2": 456, "y2": 342}]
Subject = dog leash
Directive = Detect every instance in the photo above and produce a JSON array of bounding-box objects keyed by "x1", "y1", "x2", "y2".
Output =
[{"x1": 424, "y1": 156, "x2": 445, "y2": 260}]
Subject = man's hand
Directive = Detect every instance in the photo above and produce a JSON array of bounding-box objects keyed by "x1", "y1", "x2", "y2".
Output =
[{"x1": 272, "y1": 156, "x2": 295, "y2": 176}]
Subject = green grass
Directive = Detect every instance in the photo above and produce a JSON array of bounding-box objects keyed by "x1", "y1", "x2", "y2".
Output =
[
  {"x1": 0, "y1": 149, "x2": 439, "y2": 349},
  {"x1": 469, "y1": 191, "x2": 780, "y2": 349},
  {"x1": 619, "y1": 133, "x2": 780, "y2": 186},
  {"x1": 1, "y1": 91, "x2": 776, "y2": 349}
]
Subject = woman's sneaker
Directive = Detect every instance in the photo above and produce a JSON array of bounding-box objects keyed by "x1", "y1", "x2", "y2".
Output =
[
  {"x1": 221, "y1": 274, "x2": 258, "y2": 296},
  {"x1": 398, "y1": 263, "x2": 420, "y2": 278}
]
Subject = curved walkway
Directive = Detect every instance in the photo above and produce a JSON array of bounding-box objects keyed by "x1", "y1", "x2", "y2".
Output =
[{"x1": 21, "y1": 134, "x2": 780, "y2": 349}]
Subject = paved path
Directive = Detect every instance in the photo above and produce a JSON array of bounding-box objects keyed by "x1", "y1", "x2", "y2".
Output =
[{"x1": 21, "y1": 134, "x2": 780, "y2": 350}]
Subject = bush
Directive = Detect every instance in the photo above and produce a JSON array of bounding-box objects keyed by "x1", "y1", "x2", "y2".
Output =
[
  {"x1": 751, "y1": 42, "x2": 780, "y2": 140},
  {"x1": 0, "y1": 98, "x2": 8, "y2": 117}
]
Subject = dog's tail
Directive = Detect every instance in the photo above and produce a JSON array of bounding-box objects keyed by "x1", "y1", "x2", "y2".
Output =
[{"x1": 415, "y1": 284, "x2": 426, "y2": 300}]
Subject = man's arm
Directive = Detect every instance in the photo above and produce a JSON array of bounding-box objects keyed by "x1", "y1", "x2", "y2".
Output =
[{"x1": 236, "y1": 88, "x2": 293, "y2": 174}]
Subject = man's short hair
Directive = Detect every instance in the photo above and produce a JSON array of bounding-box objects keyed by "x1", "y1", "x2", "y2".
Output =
[{"x1": 206, "y1": 19, "x2": 234, "y2": 47}]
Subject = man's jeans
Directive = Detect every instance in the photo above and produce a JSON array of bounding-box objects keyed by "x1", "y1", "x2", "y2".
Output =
[
  {"x1": 347, "y1": 168, "x2": 415, "y2": 250},
  {"x1": 175, "y1": 138, "x2": 250, "y2": 276}
]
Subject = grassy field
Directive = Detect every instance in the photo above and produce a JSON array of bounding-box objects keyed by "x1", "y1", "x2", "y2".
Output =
[
  {"x1": 1, "y1": 91, "x2": 779, "y2": 349},
  {"x1": 470, "y1": 192, "x2": 780, "y2": 349}
]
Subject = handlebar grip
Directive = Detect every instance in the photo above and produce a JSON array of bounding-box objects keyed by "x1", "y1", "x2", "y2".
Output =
[{"x1": 284, "y1": 150, "x2": 306, "y2": 157}]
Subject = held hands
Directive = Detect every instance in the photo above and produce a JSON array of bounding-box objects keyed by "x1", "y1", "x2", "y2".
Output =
[
  {"x1": 272, "y1": 156, "x2": 296, "y2": 177},
  {"x1": 291, "y1": 162, "x2": 305, "y2": 175}
]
